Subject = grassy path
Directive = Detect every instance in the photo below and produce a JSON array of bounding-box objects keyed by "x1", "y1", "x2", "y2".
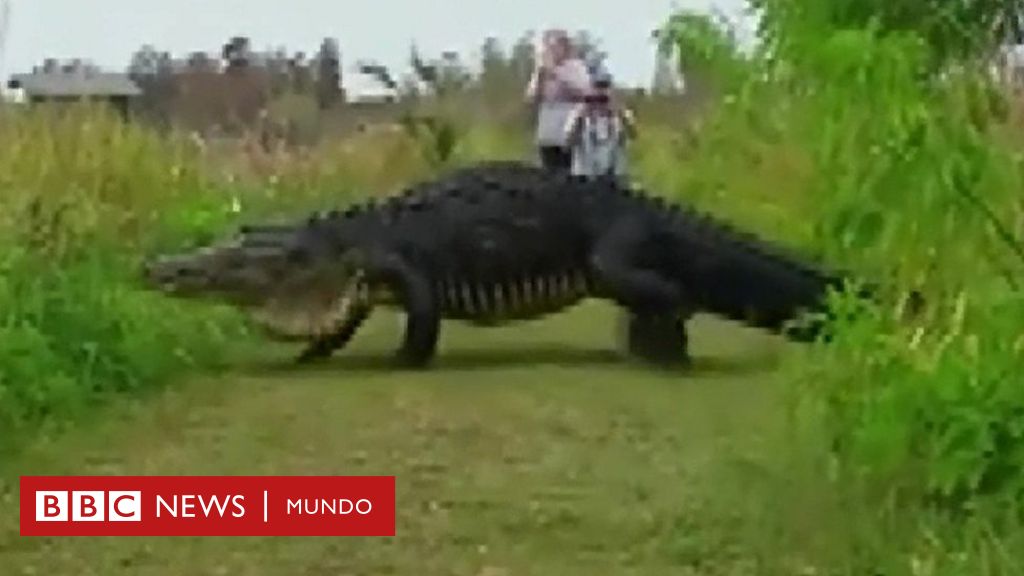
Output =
[{"x1": 0, "y1": 302, "x2": 794, "y2": 575}]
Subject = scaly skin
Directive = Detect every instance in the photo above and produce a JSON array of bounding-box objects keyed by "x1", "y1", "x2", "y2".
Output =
[{"x1": 142, "y1": 161, "x2": 866, "y2": 368}]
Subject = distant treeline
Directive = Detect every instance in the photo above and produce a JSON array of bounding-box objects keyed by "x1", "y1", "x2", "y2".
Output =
[{"x1": 120, "y1": 32, "x2": 685, "y2": 141}]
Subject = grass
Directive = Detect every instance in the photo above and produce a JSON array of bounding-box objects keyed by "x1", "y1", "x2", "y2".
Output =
[
  {"x1": 1, "y1": 304, "x2": 791, "y2": 575},
  {"x1": 0, "y1": 105, "x2": 256, "y2": 453}
]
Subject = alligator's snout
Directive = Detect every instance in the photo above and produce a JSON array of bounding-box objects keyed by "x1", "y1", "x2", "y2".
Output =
[
  {"x1": 141, "y1": 254, "x2": 206, "y2": 294},
  {"x1": 141, "y1": 258, "x2": 163, "y2": 283},
  {"x1": 141, "y1": 257, "x2": 165, "y2": 285}
]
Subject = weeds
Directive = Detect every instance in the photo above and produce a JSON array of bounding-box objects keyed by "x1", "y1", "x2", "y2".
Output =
[
  {"x1": 0, "y1": 105, "x2": 253, "y2": 452},
  {"x1": 654, "y1": 3, "x2": 1024, "y2": 572}
]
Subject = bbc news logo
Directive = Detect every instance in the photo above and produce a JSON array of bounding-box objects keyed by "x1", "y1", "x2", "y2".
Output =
[
  {"x1": 36, "y1": 490, "x2": 142, "y2": 522},
  {"x1": 20, "y1": 476, "x2": 395, "y2": 537}
]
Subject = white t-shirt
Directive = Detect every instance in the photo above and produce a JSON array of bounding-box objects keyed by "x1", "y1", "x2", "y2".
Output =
[
  {"x1": 567, "y1": 106, "x2": 630, "y2": 177},
  {"x1": 527, "y1": 58, "x2": 591, "y2": 146}
]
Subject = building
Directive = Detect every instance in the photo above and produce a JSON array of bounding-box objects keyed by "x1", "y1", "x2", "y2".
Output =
[{"x1": 6, "y1": 59, "x2": 143, "y2": 119}]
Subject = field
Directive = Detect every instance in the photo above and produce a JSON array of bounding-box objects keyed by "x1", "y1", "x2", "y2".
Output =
[
  {"x1": 3, "y1": 4, "x2": 1024, "y2": 574},
  {"x1": 1, "y1": 306, "x2": 792, "y2": 575}
]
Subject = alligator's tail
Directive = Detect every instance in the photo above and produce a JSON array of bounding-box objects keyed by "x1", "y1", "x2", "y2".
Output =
[{"x1": 664, "y1": 207, "x2": 910, "y2": 342}]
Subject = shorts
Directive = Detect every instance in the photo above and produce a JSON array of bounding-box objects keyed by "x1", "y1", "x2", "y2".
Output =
[{"x1": 538, "y1": 146, "x2": 572, "y2": 172}]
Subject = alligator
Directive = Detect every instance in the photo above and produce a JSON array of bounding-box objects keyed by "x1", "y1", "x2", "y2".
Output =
[{"x1": 141, "y1": 161, "x2": 874, "y2": 368}]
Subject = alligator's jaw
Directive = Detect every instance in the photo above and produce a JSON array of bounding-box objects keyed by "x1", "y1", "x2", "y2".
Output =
[
  {"x1": 248, "y1": 296, "x2": 354, "y2": 341},
  {"x1": 246, "y1": 273, "x2": 373, "y2": 341},
  {"x1": 143, "y1": 232, "x2": 383, "y2": 341}
]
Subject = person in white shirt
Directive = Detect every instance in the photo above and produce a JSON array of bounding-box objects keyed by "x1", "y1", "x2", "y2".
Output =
[{"x1": 525, "y1": 30, "x2": 592, "y2": 172}]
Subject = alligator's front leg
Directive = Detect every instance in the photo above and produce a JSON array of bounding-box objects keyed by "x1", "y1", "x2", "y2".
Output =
[
  {"x1": 591, "y1": 218, "x2": 691, "y2": 366},
  {"x1": 361, "y1": 250, "x2": 441, "y2": 368},
  {"x1": 295, "y1": 304, "x2": 372, "y2": 364}
]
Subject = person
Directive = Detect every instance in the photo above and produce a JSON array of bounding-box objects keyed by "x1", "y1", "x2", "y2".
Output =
[
  {"x1": 563, "y1": 70, "x2": 637, "y2": 179},
  {"x1": 525, "y1": 29, "x2": 592, "y2": 172}
]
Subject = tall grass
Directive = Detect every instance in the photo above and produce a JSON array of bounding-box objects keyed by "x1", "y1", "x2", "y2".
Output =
[
  {"x1": 649, "y1": 5, "x2": 1024, "y2": 572},
  {"x1": 0, "y1": 104, "x2": 392, "y2": 452},
  {"x1": 0, "y1": 104, "x2": 249, "y2": 453}
]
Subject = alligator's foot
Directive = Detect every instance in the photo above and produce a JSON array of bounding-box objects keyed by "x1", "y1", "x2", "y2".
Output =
[
  {"x1": 294, "y1": 341, "x2": 335, "y2": 365},
  {"x1": 392, "y1": 349, "x2": 436, "y2": 370},
  {"x1": 619, "y1": 312, "x2": 691, "y2": 368}
]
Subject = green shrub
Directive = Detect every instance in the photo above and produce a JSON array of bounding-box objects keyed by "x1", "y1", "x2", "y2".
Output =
[
  {"x1": 653, "y1": 2, "x2": 1024, "y2": 570},
  {"x1": 0, "y1": 104, "x2": 253, "y2": 453}
]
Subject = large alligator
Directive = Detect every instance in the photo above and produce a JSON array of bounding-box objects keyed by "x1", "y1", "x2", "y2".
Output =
[{"x1": 142, "y1": 161, "x2": 871, "y2": 368}]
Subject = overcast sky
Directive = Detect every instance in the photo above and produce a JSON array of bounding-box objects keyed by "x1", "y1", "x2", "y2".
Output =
[{"x1": 0, "y1": 0, "x2": 752, "y2": 93}]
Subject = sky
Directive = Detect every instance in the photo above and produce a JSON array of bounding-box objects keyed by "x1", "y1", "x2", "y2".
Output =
[{"x1": 0, "y1": 0, "x2": 753, "y2": 94}]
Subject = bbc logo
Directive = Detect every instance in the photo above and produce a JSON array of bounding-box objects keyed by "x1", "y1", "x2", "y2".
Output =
[{"x1": 35, "y1": 491, "x2": 142, "y2": 522}]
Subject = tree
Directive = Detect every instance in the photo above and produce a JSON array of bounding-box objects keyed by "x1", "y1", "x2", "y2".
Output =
[
  {"x1": 651, "y1": 45, "x2": 682, "y2": 95},
  {"x1": 509, "y1": 32, "x2": 536, "y2": 86},
  {"x1": 407, "y1": 44, "x2": 471, "y2": 97},
  {"x1": 128, "y1": 44, "x2": 161, "y2": 78},
  {"x1": 264, "y1": 47, "x2": 293, "y2": 97},
  {"x1": 288, "y1": 51, "x2": 311, "y2": 94},
  {"x1": 479, "y1": 37, "x2": 506, "y2": 85},
  {"x1": 409, "y1": 43, "x2": 437, "y2": 87},
  {"x1": 186, "y1": 51, "x2": 218, "y2": 73},
  {"x1": 478, "y1": 36, "x2": 514, "y2": 102},
  {"x1": 436, "y1": 50, "x2": 472, "y2": 93},
  {"x1": 222, "y1": 36, "x2": 252, "y2": 72},
  {"x1": 749, "y1": 0, "x2": 1024, "y2": 70},
  {"x1": 656, "y1": 11, "x2": 747, "y2": 100},
  {"x1": 996, "y1": 6, "x2": 1023, "y2": 44},
  {"x1": 316, "y1": 37, "x2": 342, "y2": 109},
  {"x1": 127, "y1": 46, "x2": 178, "y2": 129}
]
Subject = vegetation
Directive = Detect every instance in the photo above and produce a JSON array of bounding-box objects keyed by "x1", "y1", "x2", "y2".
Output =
[
  {"x1": 0, "y1": 106, "x2": 242, "y2": 454},
  {"x1": 650, "y1": 1, "x2": 1024, "y2": 572},
  {"x1": 2, "y1": 0, "x2": 1024, "y2": 572}
]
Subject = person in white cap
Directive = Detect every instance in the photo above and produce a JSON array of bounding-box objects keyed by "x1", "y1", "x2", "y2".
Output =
[
  {"x1": 563, "y1": 69, "x2": 636, "y2": 179},
  {"x1": 525, "y1": 29, "x2": 592, "y2": 172}
]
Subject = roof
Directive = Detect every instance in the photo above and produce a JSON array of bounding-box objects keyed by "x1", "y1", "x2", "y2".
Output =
[{"x1": 7, "y1": 71, "x2": 142, "y2": 98}]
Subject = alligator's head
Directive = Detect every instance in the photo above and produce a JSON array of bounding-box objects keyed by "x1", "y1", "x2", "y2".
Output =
[{"x1": 141, "y1": 224, "x2": 372, "y2": 341}]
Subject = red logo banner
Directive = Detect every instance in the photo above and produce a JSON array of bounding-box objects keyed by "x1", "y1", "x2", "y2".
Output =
[{"x1": 20, "y1": 476, "x2": 395, "y2": 537}]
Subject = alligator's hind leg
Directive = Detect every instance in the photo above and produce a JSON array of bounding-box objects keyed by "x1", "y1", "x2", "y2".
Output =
[
  {"x1": 591, "y1": 218, "x2": 690, "y2": 366},
  {"x1": 618, "y1": 312, "x2": 691, "y2": 367},
  {"x1": 295, "y1": 304, "x2": 372, "y2": 364}
]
